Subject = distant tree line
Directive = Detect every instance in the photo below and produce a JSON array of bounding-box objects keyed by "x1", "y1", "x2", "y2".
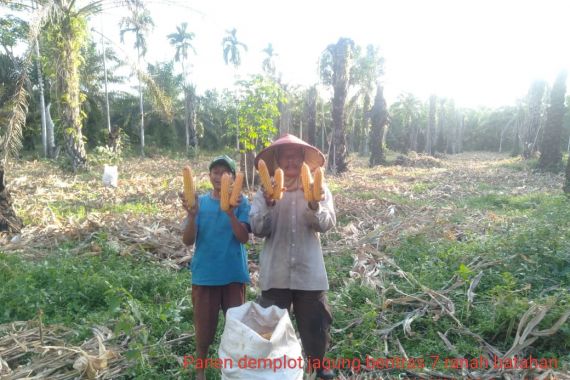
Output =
[{"x1": 0, "y1": 1, "x2": 569, "y2": 232}]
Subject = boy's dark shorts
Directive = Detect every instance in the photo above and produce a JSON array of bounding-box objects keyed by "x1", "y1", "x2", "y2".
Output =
[{"x1": 191, "y1": 283, "x2": 245, "y2": 348}]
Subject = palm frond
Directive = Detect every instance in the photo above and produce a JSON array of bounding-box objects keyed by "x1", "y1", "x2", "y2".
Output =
[
  {"x1": 76, "y1": 0, "x2": 104, "y2": 16},
  {"x1": 1, "y1": 58, "x2": 29, "y2": 167},
  {"x1": 0, "y1": 1, "x2": 52, "y2": 167},
  {"x1": 136, "y1": 68, "x2": 173, "y2": 123}
]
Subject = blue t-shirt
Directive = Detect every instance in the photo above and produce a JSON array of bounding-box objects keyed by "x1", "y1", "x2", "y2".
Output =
[{"x1": 190, "y1": 193, "x2": 251, "y2": 285}]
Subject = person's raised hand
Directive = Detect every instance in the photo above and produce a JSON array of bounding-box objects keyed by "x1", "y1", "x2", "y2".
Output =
[{"x1": 179, "y1": 191, "x2": 199, "y2": 217}]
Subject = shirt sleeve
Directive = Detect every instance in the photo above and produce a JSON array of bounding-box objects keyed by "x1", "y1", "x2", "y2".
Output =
[
  {"x1": 249, "y1": 189, "x2": 273, "y2": 237},
  {"x1": 303, "y1": 184, "x2": 336, "y2": 233}
]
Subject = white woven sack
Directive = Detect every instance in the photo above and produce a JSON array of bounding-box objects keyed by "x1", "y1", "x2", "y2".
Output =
[
  {"x1": 219, "y1": 302, "x2": 304, "y2": 380},
  {"x1": 102, "y1": 165, "x2": 118, "y2": 187}
]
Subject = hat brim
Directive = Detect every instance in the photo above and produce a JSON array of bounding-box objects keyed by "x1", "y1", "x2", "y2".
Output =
[{"x1": 254, "y1": 134, "x2": 325, "y2": 176}]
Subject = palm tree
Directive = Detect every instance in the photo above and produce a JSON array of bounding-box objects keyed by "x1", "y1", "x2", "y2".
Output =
[
  {"x1": 168, "y1": 22, "x2": 197, "y2": 152},
  {"x1": 40, "y1": 0, "x2": 106, "y2": 170},
  {"x1": 392, "y1": 93, "x2": 422, "y2": 153},
  {"x1": 261, "y1": 42, "x2": 277, "y2": 76},
  {"x1": 222, "y1": 28, "x2": 248, "y2": 69},
  {"x1": 351, "y1": 44, "x2": 384, "y2": 155},
  {"x1": 25, "y1": 7, "x2": 49, "y2": 158},
  {"x1": 538, "y1": 70, "x2": 567, "y2": 171},
  {"x1": 120, "y1": 0, "x2": 154, "y2": 157},
  {"x1": 562, "y1": 154, "x2": 570, "y2": 194},
  {"x1": 320, "y1": 37, "x2": 357, "y2": 173},
  {"x1": 168, "y1": 22, "x2": 195, "y2": 75},
  {"x1": 0, "y1": 0, "x2": 106, "y2": 229},
  {"x1": 0, "y1": 50, "x2": 25, "y2": 232}
]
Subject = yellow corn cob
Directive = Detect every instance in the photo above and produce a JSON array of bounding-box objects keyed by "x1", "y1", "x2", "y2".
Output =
[
  {"x1": 182, "y1": 166, "x2": 195, "y2": 208},
  {"x1": 257, "y1": 159, "x2": 274, "y2": 196},
  {"x1": 220, "y1": 173, "x2": 231, "y2": 211},
  {"x1": 313, "y1": 167, "x2": 324, "y2": 201},
  {"x1": 229, "y1": 172, "x2": 244, "y2": 206},
  {"x1": 301, "y1": 162, "x2": 313, "y2": 201},
  {"x1": 272, "y1": 168, "x2": 284, "y2": 200}
]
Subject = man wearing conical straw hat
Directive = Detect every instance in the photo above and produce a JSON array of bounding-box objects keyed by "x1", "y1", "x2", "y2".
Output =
[{"x1": 250, "y1": 134, "x2": 337, "y2": 380}]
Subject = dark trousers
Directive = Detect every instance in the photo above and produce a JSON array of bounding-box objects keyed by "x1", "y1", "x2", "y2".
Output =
[
  {"x1": 191, "y1": 283, "x2": 245, "y2": 351},
  {"x1": 259, "y1": 288, "x2": 332, "y2": 365}
]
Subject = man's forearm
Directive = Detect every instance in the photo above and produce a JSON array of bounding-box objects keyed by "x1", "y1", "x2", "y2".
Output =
[{"x1": 227, "y1": 213, "x2": 249, "y2": 243}]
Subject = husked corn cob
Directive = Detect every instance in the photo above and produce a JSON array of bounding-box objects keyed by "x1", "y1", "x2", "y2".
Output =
[
  {"x1": 182, "y1": 166, "x2": 195, "y2": 208},
  {"x1": 220, "y1": 173, "x2": 231, "y2": 211},
  {"x1": 230, "y1": 172, "x2": 244, "y2": 206},
  {"x1": 301, "y1": 163, "x2": 313, "y2": 201},
  {"x1": 313, "y1": 167, "x2": 324, "y2": 201},
  {"x1": 272, "y1": 168, "x2": 284, "y2": 200},
  {"x1": 257, "y1": 159, "x2": 274, "y2": 196}
]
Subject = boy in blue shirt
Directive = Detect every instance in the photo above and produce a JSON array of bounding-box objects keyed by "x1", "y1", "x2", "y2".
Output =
[{"x1": 181, "y1": 155, "x2": 250, "y2": 380}]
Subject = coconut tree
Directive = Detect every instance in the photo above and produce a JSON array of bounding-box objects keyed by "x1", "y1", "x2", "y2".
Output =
[
  {"x1": 120, "y1": 0, "x2": 154, "y2": 156},
  {"x1": 222, "y1": 28, "x2": 247, "y2": 69},
  {"x1": 168, "y1": 22, "x2": 197, "y2": 152},
  {"x1": 261, "y1": 42, "x2": 277, "y2": 77},
  {"x1": 320, "y1": 37, "x2": 357, "y2": 173}
]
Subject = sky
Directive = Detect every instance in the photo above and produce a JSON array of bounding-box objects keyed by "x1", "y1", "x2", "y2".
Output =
[{"x1": 92, "y1": 0, "x2": 569, "y2": 108}]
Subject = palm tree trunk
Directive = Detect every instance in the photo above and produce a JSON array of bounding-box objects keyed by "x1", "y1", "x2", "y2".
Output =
[
  {"x1": 180, "y1": 59, "x2": 190, "y2": 153},
  {"x1": 0, "y1": 167, "x2": 23, "y2": 233},
  {"x1": 426, "y1": 95, "x2": 436, "y2": 155},
  {"x1": 137, "y1": 47, "x2": 145, "y2": 157},
  {"x1": 102, "y1": 30, "x2": 111, "y2": 134},
  {"x1": 328, "y1": 51, "x2": 350, "y2": 173},
  {"x1": 329, "y1": 95, "x2": 348, "y2": 173},
  {"x1": 184, "y1": 88, "x2": 190, "y2": 152},
  {"x1": 359, "y1": 93, "x2": 371, "y2": 155},
  {"x1": 61, "y1": 19, "x2": 86, "y2": 171},
  {"x1": 524, "y1": 82, "x2": 545, "y2": 158},
  {"x1": 34, "y1": 38, "x2": 47, "y2": 157},
  {"x1": 458, "y1": 115, "x2": 464, "y2": 153},
  {"x1": 138, "y1": 78, "x2": 144, "y2": 156},
  {"x1": 187, "y1": 86, "x2": 198, "y2": 149},
  {"x1": 46, "y1": 103, "x2": 56, "y2": 157},
  {"x1": 538, "y1": 71, "x2": 567, "y2": 170},
  {"x1": 307, "y1": 86, "x2": 317, "y2": 146},
  {"x1": 564, "y1": 153, "x2": 570, "y2": 193}
]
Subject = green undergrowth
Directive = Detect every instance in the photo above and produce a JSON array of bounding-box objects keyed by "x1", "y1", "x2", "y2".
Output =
[
  {"x1": 4, "y1": 155, "x2": 570, "y2": 378},
  {"x1": 328, "y1": 194, "x2": 570, "y2": 375},
  {"x1": 0, "y1": 239, "x2": 197, "y2": 378}
]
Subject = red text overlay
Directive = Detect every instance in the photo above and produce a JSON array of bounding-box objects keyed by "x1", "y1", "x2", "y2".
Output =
[{"x1": 183, "y1": 354, "x2": 558, "y2": 372}]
